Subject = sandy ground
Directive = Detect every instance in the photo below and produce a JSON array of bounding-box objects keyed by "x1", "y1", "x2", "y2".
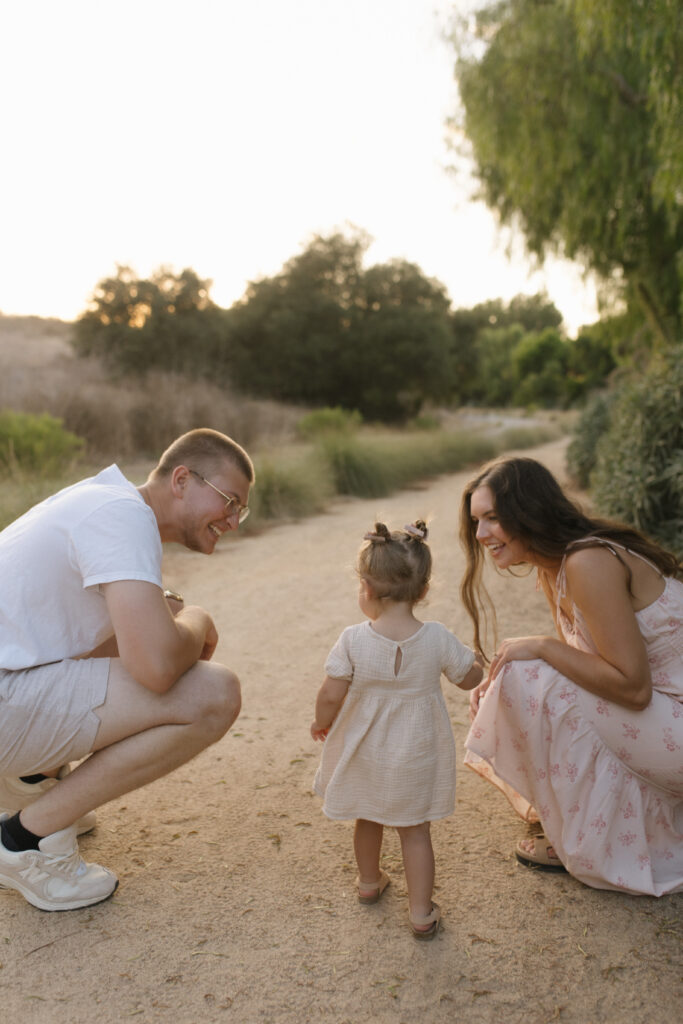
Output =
[{"x1": 2, "y1": 438, "x2": 681, "y2": 1023}]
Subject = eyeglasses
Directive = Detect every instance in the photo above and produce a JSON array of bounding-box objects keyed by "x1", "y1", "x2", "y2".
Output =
[{"x1": 189, "y1": 469, "x2": 250, "y2": 523}]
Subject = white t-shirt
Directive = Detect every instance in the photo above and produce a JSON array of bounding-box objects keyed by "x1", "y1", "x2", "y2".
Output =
[{"x1": 0, "y1": 465, "x2": 162, "y2": 669}]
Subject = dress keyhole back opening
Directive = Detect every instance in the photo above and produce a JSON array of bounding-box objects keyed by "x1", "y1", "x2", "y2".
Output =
[{"x1": 394, "y1": 646, "x2": 403, "y2": 677}]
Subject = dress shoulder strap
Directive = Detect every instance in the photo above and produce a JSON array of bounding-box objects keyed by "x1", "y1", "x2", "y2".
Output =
[{"x1": 556, "y1": 537, "x2": 664, "y2": 611}]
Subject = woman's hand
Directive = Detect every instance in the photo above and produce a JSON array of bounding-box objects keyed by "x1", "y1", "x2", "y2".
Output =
[
  {"x1": 310, "y1": 722, "x2": 329, "y2": 742},
  {"x1": 488, "y1": 635, "x2": 552, "y2": 680},
  {"x1": 469, "y1": 678, "x2": 491, "y2": 721}
]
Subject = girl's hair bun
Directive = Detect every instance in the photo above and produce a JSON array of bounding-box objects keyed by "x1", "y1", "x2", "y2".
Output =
[
  {"x1": 364, "y1": 522, "x2": 391, "y2": 543},
  {"x1": 404, "y1": 519, "x2": 428, "y2": 541}
]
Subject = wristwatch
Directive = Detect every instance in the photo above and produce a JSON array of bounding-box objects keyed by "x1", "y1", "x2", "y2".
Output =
[{"x1": 163, "y1": 588, "x2": 184, "y2": 603}]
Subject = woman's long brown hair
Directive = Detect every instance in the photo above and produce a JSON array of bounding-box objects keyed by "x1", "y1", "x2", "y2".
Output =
[{"x1": 459, "y1": 456, "x2": 682, "y2": 660}]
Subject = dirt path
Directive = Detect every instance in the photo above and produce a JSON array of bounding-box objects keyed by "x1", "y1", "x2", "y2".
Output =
[{"x1": 2, "y1": 439, "x2": 681, "y2": 1023}]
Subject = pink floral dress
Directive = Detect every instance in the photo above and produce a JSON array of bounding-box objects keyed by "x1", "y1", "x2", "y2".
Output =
[{"x1": 464, "y1": 540, "x2": 683, "y2": 896}]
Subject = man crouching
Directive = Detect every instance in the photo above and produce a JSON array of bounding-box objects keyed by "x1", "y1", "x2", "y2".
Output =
[{"x1": 0, "y1": 428, "x2": 252, "y2": 910}]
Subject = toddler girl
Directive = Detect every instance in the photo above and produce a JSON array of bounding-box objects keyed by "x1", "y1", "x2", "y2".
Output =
[{"x1": 311, "y1": 520, "x2": 482, "y2": 939}]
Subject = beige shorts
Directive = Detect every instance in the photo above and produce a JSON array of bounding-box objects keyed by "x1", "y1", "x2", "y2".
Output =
[{"x1": 0, "y1": 658, "x2": 110, "y2": 776}]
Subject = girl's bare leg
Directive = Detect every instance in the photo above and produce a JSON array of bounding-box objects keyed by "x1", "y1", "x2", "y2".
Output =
[
  {"x1": 397, "y1": 822, "x2": 434, "y2": 926},
  {"x1": 354, "y1": 818, "x2": 384, "y2": 892}
]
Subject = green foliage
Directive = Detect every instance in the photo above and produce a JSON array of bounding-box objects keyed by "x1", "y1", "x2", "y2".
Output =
[
  {"x1": 73, "y1": 245, "x2": 593, "y2": 419},
  {"x1": 463, "y1": 316, "x2": 607, "y2": 409},
  {"x1": 590, "y1": 347, "x2": 683, "y2": 554},
  {"x1": 226, "y1": 231, "x2": 455, "y2": 422},
  {"x1": 566, "y1": 393, "x2": 613, "y2": 488},
  {"x1": 74, "y1": 265, "x2": 228, "y2": 377},
  {"x1": 449, "y1": 293, "x2": 564, "y2": 404},
  {"x1": 0, "y1": 411, "x2": 84, "y2": 475},
  {"x1": 247, "y1": 451, "x2": 334, "y2": 524},
  {"x1": 319, "y1": 435, "x2": 394, "y2": 498},
  {"x1": 470, "y1": 324, "x2": 524, "y2": 405},
  {"x1": 409, "y1": 413, "x2": 441, "y2": 431},
  {"x1": 296, "y1": 407, "x2": 363, "y2": 439},
  {"x1": 573, "y1": 0, "x2": 682, "y2": 215},
  {"x1": 451, "y1": 1, "x2": 683, "y2": 344},
  {"x1": 316, "y1": 429, "x2": 542, "y2": 499},
  {"x1": 513, "y1": 328, "x2": 571, "y2": 407},
  {"x1": 567, "y1": 322, "x2": 617, "y2": 387}
]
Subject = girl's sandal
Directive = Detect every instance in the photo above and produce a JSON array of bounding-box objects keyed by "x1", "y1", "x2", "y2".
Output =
[
  {"x1": 515, "y1": 833, "x2": 566, "y2": 872},
  {"x1": 410, "y1": 902, "x2": 441, "y2": 941},
  {"x1": 356, "y1": 870, "x2": 391, "y2": 904}
]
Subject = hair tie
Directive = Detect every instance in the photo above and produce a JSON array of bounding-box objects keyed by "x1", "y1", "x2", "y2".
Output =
[
  {"x1": 364, "y1": 522, "x2": 391, "y2": 544},
  {"x1": 404, "y1": 523, "x2": 425, "y2": 539}
]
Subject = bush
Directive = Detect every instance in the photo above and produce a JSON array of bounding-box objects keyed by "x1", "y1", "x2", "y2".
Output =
[
  {"x1": 319, "y1": 435, "x2": 394, "y2": 497},
  {"x1": 566, "y1": 393, "x2": 613, "y2": 488},
  {"x1": 318, "y1": 431, "x2": 505, "y2": 499},
  {"x1": 296, "y1": 407, "x2": 362, "y2": 439},
  {"x1": 590, "y1": 348, "x2": 683, "y2": 554},
  {"x1": 0, "y1": 411, "x2": 84, "y2": 475},
  {"x1": 247, "y1": 451, "x2": 333, "y2": 524}
]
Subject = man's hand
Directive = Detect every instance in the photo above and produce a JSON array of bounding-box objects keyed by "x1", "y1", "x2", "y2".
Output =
[{"x1": 199, "y1": 618, "x2": 219, "y2": 661}]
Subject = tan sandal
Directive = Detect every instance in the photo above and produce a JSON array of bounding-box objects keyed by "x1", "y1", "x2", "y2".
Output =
[
  {"x1": 410, "y1": 902, "x2": 441, "y2": 940},
  {"x1": 356, "y1": 869, "x2": 391, "y2": 904},
  {"x1": 515, "y1": 833, "x2": 566, "y2": 872}
]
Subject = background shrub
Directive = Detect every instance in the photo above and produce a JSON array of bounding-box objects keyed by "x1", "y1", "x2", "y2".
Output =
[
  {"x1": 566, "y1": 393, "x2": 613, "y2": 488},
  {"x1": 590, "y1": 348, "x2": 683, "y2": 554},
  {"x1": 296, "y1": 407, "x2": 362, "y2": 439},
  {"x1": 247, "y1": 451, "x2": 334, "y2": 524},
  {"x1": 0, "y1": 411, "x2": 84, "y2": 476}
]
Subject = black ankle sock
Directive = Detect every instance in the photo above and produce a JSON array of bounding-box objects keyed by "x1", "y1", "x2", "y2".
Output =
[
  {"x1": 0, "y1": 813, "x2": 43, "y2": 852},
  {"x1": 19, "y1": 773, "x2": 49, "y2": 785}
]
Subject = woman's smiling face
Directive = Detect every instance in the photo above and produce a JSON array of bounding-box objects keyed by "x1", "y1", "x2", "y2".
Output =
[{"x1": 469, "y1": 484, "x2": 531, "y2": 569}]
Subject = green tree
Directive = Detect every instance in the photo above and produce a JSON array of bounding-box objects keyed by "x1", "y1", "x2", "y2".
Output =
[
  {"x1": 470, "y1": 323, "x2": 524, "y2": 405},
  {"x1": 449, "y1": 293, "x2": 563, "y2": 404},
  {"x1": 573, "y1": 0, "x2": 682, "y2": 214},
  {"x1": 512, "y1": 327, "x2": 570, "y2": 407},
  {"x1": 226, "y1": 232, "x2": 456, "y2": 421},
  {"x1": 567, "y1": 321, "x2": 617, "y2": 391},
  {"x1": 74, "y1": 265, "x2": 228, "y2": 376},
  {"x1": 449, "y1": 0, "x2": 683, "y2": 345}
]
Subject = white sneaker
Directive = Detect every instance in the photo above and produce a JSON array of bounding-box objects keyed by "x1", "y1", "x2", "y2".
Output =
[
  {"x1": 0, "y1": 813, "x2": 117, "y2": 911},
  {"x1": 0, "y1": 766, "x2": 97, "y2": 836}
]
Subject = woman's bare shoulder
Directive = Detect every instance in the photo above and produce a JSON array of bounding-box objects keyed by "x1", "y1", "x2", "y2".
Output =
[
  {"x1": 564, "y1": 544, "x2": 621, "y2": 571},
  {"x1": 563, "y1": 545, "x2": 629, "y2": 593}
]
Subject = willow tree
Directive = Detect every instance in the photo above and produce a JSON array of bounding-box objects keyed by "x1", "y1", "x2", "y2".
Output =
[{"x1": 449, "y1": 0, "x2": 682, "y2": 345}]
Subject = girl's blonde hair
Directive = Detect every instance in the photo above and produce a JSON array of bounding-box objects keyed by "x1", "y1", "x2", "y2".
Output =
[{"x1": 358, "y1": 520, "x2": 431, "y2": 603}]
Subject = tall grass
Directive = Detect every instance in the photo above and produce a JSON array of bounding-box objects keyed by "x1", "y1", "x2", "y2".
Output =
[{"x1": 238, "y1": 421, "x2": 563, "y2": 532}]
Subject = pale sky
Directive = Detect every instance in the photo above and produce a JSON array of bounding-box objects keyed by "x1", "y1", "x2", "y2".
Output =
[{"x1": 0, "y1": 0, "x2": 598, "y2": 334}]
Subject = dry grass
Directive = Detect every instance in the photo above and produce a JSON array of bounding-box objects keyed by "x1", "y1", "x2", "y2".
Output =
[{"x1": 0, "y1": 314, "x2": 302, "y2": 459}]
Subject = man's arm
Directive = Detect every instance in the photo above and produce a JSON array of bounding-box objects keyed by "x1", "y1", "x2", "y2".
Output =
[
  {"x1": 102, "y1": 580, "x2": 218, "y2": 693},
  {"x1": 76, "y1": 590, "x2": 186, "y2": 660}
]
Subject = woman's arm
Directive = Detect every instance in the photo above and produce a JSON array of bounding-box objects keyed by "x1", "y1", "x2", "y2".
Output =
[
  {"x1": 489, "y1": 548, "x2": 653, "y2": 710},
  {"x1": 311, "y1": 674, "x2": 351, "y2": 740}
]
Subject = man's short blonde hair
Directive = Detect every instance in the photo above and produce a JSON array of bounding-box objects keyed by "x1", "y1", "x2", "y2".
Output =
[{"x1": 154, "y1": 428, "x2": 254, "y2": 483}]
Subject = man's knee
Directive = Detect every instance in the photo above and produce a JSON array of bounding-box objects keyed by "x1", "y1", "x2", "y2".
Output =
[{"x1": 188, "y1": 661, "x2": 241, "y2": 742}]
